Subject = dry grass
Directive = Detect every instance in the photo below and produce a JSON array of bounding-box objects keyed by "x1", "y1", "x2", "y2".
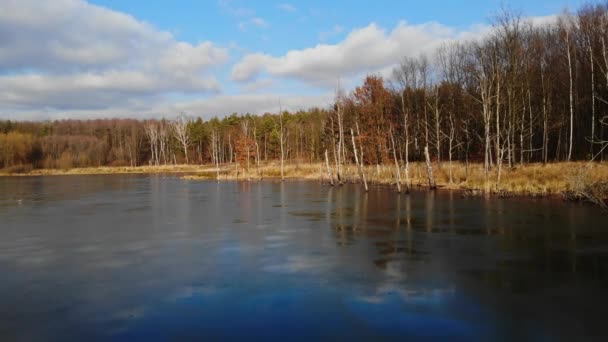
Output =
[
  {"x1": 3, "y1": 161, "x2": 607, "y2": 200},
  {"x1": 0, "y1": 164, "x2": 213, "y2": 176},
  {"x1": 186, "y1": 160, "x2": 608, "y2": 198}
]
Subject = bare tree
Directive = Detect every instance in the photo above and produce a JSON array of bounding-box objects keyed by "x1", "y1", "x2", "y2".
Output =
[
  {"x1": 351, "y1": 126, "x2": 368, "y2": 192},
  {"x1": 560, "y1": 13, "x2": 576, "y2": 161},
  {"x1": 469, "y1": 41, "x2": 496, "y2": 191},
  {"x1": 324, "y1": 149, "x2": 334, "y2": 186},
  {"x1": 279, "y1": 100, "x2": 285, "y2": 181},
  {"x1": 145, "y1": 122, "x2": 159, "y2": 166},
  {"x1": 389, "y1": 126, "x2": 402, "y2": 193},
  {"x1": 173, "y1": 115, "x2": 191, "y2": 164},
  {"x1": 424, "y1": 146, "x2": 437, "y2": 189},
  {"x1": 334, "y1": 84, "x2": 347, "y2": 184}
]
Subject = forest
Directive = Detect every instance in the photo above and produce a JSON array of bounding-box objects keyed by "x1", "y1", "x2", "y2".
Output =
[{"x1": 1, "y1": 3, "x2": 608, "y2": 185}]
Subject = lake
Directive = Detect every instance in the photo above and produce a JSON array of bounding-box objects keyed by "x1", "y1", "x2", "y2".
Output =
[{"x1": 0, "y1": 175, "x2": 607, "y2": 341}]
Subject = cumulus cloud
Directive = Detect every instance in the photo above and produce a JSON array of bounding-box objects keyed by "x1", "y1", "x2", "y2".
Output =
[
  {"x1": 1, "y1": 0, "x2": 553, "y2": 120},
  {"x1": 0, "y1": 71, "x2": 222, "y2": 110},
  {"x1": 164, "y1": 93, "x2": 333, "y2": 118},
  {"x1": 0, "y1": 0, "x2": 228, "y2": 111},
  {"x1": 242, "y1": 79, "x2": 274, "y2": 92},
  {"x1": 231, "y1": 21, "x2": 490, "y2": 86},
  {"x1": 0, "y1": 93, "x2": 333, "y2": 120}
]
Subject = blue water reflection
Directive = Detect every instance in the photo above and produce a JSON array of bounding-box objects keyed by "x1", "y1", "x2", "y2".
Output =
[{"x1": 0, "y1": 175, "x2": 607, "y2": 341}]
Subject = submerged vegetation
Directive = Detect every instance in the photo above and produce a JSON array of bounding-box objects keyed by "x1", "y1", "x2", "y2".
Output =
[{"x1": 1, "y1": 3, "x2": 608, "y2": 206}]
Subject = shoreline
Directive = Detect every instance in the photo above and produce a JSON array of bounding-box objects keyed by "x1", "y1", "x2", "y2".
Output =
[{"x1": 3, "y1": 162, "x2": 606, "y2": 204}]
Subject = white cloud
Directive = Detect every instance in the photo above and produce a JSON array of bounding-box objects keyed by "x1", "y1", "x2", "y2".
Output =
[
  {"x1": 0, "y1": 0, "x2": 228, "y2": 111},
  {"x1": 232, "y1": 21, "x2": 490, "y2": 86},
  {"x1": 173, "y1": 94, "x2": 333, "y2": 117},
  {"x1": 0, "y1": 93, "x2": 334, "y2": 120},
  {"x1": 0, "y1": 1, "x2": 555, "y2": 120},
  {"x1": 278, "y1": 3, "x2": 297, "y2": 12},
  {"x1": 242, "y1": 79, "x2": 274, "y2": 93},
  {"x1": 0, "y1": 71, "x2": 221, "y2": 110}
]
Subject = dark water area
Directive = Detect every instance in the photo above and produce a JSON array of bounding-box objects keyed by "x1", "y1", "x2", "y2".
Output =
[{"x1": 0, "y1": 175, "x2": 607, "y2": 341}]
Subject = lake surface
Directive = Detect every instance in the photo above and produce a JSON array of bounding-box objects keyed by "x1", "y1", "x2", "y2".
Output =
[{"x1": 0, "y1": 175, "x2": 607, "y2": 341}]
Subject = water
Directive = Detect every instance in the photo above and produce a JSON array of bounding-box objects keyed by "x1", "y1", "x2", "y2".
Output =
[{"x1": 0, "y1": 175, "x2": 607, "y2": 341}]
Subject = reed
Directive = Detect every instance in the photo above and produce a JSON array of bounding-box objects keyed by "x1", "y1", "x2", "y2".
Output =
[{"x1": 3, "y1": 161, "x2": 607, "y2": 201}]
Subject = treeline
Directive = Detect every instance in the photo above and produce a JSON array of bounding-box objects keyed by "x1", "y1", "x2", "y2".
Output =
[
  {"x1": 1, "y1": 3, "x2": 608, "y2": 175},
  {"x1": 0, "y1": 111, "x2": 328, "y2": 170}
]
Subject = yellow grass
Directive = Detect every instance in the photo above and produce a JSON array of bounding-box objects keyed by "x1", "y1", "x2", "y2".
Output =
[
  {"x1": 184, "y1": 160, "x2": 608, "y2": 197},
  {"x1": 0, "y1": 164, "x2": 213, "y2": 176},
  {"x1": 3, "y1": 161, "x2": 607, "y2": 198}
]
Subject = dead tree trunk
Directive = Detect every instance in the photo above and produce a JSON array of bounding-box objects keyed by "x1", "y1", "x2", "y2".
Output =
[
  {"x1": 279, "y1": 101, "x2": 285, "y2": 181},
  {"x1": 401, "y1": 92, "x2": 411, "y2": 192},
  {"x1": 389, "y1": 127, "x2": 402, "y2": 193},
  {"x1": 565, "y1": 25, "x2": 574, "y2": 161},
  {"x1": 424, "y1": 146, "x2": 436, "y2": 190},
  {"x1": 351, "y1": 127, "x2": 368, "y2": 192},
  {"x1": 325, "y1": 149, "x2": 334, "y2": 186}
]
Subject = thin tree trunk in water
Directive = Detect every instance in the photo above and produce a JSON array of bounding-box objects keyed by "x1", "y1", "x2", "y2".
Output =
[
  {"x1": 402, "y1": 93, "x2": 410, "y2": 192},
  {"x1": 590, "y1": 38, "x2": 596, "y2": 159},
  {"x1": 496, "y1": 147, "x2": 504, "y2": 190},
  {"x1": 336, "y1": 100, "x2": 345, "y2": 181},
  {"x1": 234, "y1": 154, "x2": 238, "y2": 178},
  {"x1": 228, "y1": 134, "x2": 233, "y2": 164},
  {"x1": 602, "y1": 36, "x2": 608, "y2": 161},
  {"x1": 496, "y1": 76, "x2": 501, "y2": 169},
  {"x1": 325, "y1": 149, "x2": 334, "y2": 186},
  {"x1": 448, "y1": 139, "x2": 453, "y2": 184},
  {"x1": 351, "y1": 127, "x2": 368, "y2": 192},
  {"x1": 183, "y1": 143, "x2": 188, "y2": 164},
  {"x1": 253, "y1": 127, "x2": 260, "y2": 177},
  {"x1": 528, "y1": 87, "x2": 533, "y2": 162},
  {"x1": 520, "y1": 91, "x2": 525, "y2": 168},
  {"x1": 508, "y1": 119, "x2": 513, "y2": 168},
  {"x1": 448, "y1": 116, "x2": 454, "y2": 184},
  {"x1": 566, "y1": 28, "x2": 574, "y2": 161},
  {"x1": 541, "y1": 67, "x2": 548, "y2": 164},
  {"x1": 390, "y1": 127, "x2": 402, "y2": 193},
  {"x1": 330, "y1": 116, "x2": 341, "y2": 185},
  {"x1": 424, "y1": 146, "x2": 436, "y2": 190},
  {"x1": 279, "y1": 101, "x2": 285, "y2": 181},
  {"x1": 484, "y1": 105, "x2": 490, "y2": 191},
  {"x1": 556, "y1": 127, "x2": 562, "y2": 161},
  {"x1": 435, "y1": 92, "x2": 441, "y2": 164}
]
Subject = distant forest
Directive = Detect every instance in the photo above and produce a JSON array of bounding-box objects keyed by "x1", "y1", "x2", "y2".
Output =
[{"x1": 1, "y1": 3, "x2": 608, "y2": 173}]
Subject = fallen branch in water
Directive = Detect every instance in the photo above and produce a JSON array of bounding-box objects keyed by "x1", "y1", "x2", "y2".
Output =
[{"x1": 564, "y1": 168, "x2": 608, "y2": 210}]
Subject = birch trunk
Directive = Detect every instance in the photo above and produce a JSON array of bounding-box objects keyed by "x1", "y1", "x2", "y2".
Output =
[
  {"x1": 351, "y1": 127, "x2": 368, "y2": 192},
  {"x1": 424, "y1": 146, "x2": 436, "y2": 190},
  {"x1": 325, "y1": 149, "x2": 334, "y2": 186},
  {"x1": 389, "y1": 127, "x2": 402, "y2": 193}
]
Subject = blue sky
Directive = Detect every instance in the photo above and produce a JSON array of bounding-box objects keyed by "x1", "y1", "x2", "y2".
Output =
[
  {"x1": 0, "y1": 0, "x2": 596, "y2": 120},
  {"x1": 89, "y1": 0, "x2": 588, "y2": 50}
]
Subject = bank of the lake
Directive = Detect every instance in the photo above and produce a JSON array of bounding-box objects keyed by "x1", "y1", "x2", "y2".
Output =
[
  {"x1": 2, "y1": 161, "x2": 607, "y2": 203},
  {"x1": 184, "y1": 161, "x2": 608, "y2": 201}
]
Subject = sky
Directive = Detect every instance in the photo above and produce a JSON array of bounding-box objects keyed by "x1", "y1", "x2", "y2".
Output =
[{"x1": 0, "y1": 0, "x2": 595, "y2": 120}]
